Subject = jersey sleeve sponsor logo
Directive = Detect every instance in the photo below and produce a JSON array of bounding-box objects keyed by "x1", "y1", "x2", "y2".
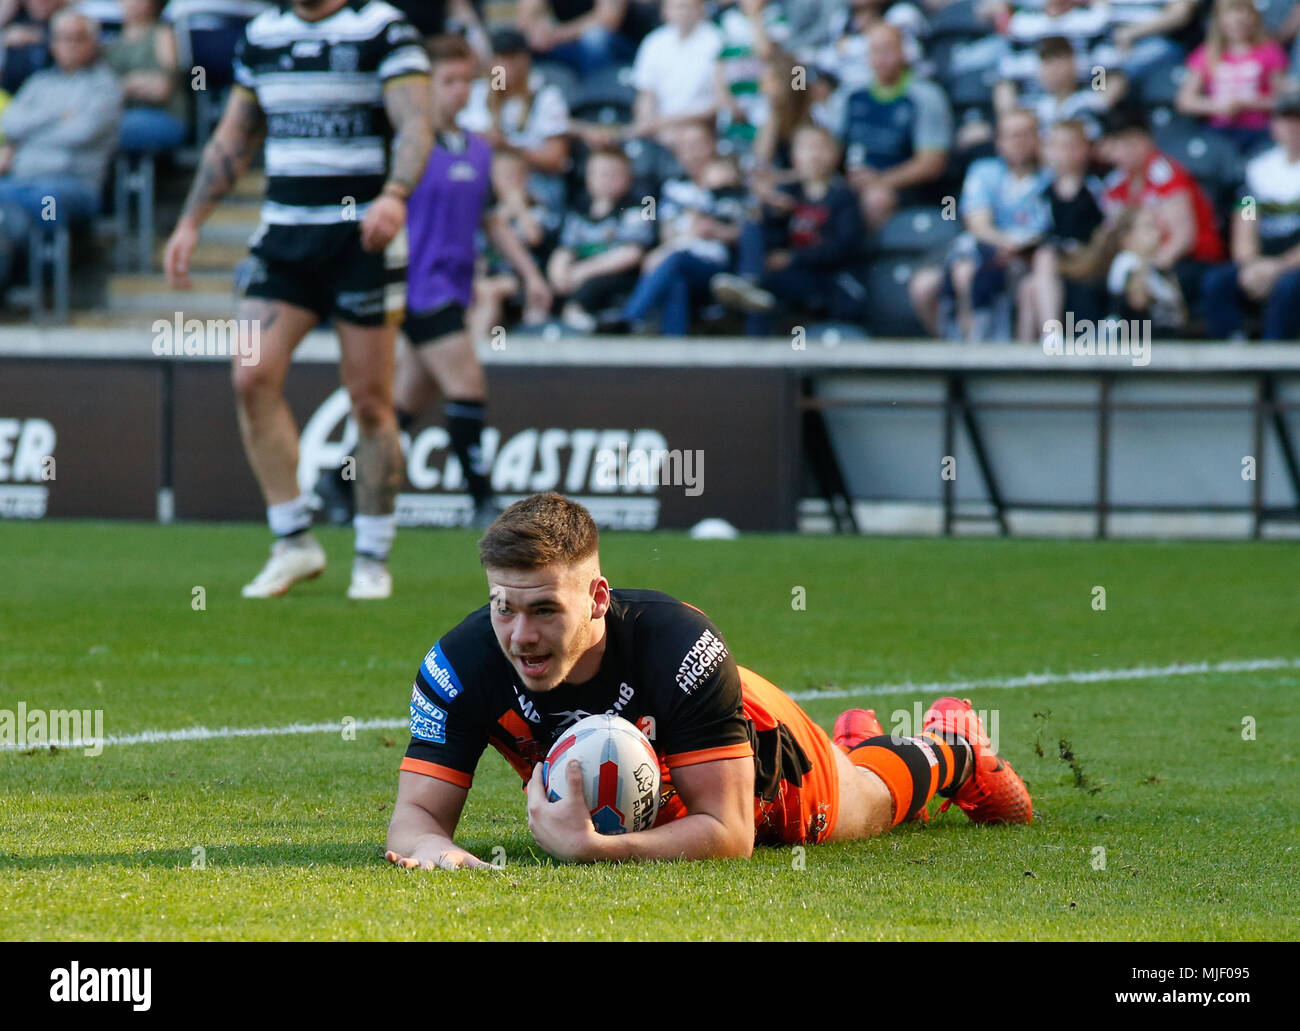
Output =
[
  {"x1": 409, "y1": 687, "x2": 448, "y2": 743},
  {"x1": 674, "y1": 628, "x2": 729, "y2": 694},
  {"x1": 411, "y1": 682, "x2": 442, "y2": 718},
  {"x1": 421, "y1": 641, "x2": 466, "y2": 705}
]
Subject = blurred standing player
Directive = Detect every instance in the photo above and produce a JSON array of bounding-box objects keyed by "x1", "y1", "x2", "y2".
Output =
[
  {"x1": 316, "y1": 34, "x2": 553, "y2": 530},
  {"x1": 163, "y1": 0, "x2": 434, "y2": 599},
  {"x1": 386, "y1": 492, "x2": 1033, "y2": 869}
]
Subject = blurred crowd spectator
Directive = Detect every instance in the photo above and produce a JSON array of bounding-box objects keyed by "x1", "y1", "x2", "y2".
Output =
[
  {"x1": 1, "y1": 0, "x2": 1299, "y2": 341},
  {"x1": 0, "y1": 8, "x2": 121, "y2": 290}
]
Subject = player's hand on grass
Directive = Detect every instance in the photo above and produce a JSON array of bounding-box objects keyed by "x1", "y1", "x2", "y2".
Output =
[
  {"x1": 164, "y1": 218, "x2": 200, "y2": 290},
  {"x1": 384, "y1": 845, "x2": 494, "y2": 871},
  {"x1": 360, "y1": 193, "x2": 406, "y2": 253},
  {"x1": 526, "y1": 760, "x2": 602, "y2": 863}
]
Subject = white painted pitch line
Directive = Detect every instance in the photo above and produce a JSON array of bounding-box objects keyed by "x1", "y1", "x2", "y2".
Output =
[
  {"x1": 3, "y1": 657, "x2": 1296, "y2": 753},
  {"x1": 784, "y1": 656, "x2": 1300, "y2": 702},
  {"x1": 0, "y1": 716, "x2": 406, "y2": 754}
]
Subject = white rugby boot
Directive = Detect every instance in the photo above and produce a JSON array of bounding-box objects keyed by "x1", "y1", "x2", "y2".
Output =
[
  {"x1": 346, "y1": 555, "x2": 392, "y2": 600},
  {"x1": 241, "y1": 533, "x2": 327, "y2": 598}
]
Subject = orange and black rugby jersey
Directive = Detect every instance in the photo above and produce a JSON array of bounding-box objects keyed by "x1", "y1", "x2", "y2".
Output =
[{"x1": 400, "y1": 590, "x2": 757, "y2": 793}]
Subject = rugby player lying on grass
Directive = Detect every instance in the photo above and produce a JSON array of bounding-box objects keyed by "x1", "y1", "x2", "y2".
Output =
[{"x1": 385, "y1": 493, "x2": 1032, "y2": 868}]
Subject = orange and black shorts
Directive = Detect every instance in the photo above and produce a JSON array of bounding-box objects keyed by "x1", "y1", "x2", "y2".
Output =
[
  {"x1": 738, "y1": 667, "x2": 840, "y2": 846},
  {"x1": 654, "y1": 667, "x2": 841, "y2": 846}
]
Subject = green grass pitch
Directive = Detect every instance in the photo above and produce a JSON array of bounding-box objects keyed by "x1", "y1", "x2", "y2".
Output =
[{"x1": 1, "y1": 522, "x2": 1297, "y2": 941}]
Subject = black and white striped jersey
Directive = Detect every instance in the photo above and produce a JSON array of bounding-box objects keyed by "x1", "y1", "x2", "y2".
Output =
[{"x1": 232, "y1": 0, "x2": 430, "y2": 231}]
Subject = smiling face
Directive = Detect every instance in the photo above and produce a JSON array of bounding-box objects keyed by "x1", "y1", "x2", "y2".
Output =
[{"x1": 486, "y1": 558, "x2": 611, "y2": 692}]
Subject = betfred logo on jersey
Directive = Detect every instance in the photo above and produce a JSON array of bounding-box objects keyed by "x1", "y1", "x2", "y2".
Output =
[
  {"x1": 409, "y1": 697, "x2": 447, "y2": 744},
  {"x1": 421, "y1": 642, "x2": 464, "y2": 705},
  {"x1": 675, "y1": 629, "x2": 728, "y2": 694}
]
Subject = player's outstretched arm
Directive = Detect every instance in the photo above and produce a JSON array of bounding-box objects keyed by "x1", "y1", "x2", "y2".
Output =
[
  {"x1": 164, "y1": 86, "x2": 265, "y2": 288},
  {"x1": 527, "y1": 757, "x2": 754, "y2": 863},
  {"x1": 385, "y1": 770, "x2": 495, "y2": 871}
]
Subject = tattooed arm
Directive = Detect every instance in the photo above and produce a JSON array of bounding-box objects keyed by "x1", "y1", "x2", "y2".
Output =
[
  {"x1": 360, "y1": 73, "x2": 434, "y2": 253},
  {"x1": 164, "y1": 86, "x2": 266, "y2": 288}
]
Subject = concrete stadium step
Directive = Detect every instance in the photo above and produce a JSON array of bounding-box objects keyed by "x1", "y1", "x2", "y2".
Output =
[
  {"x1": 132, "y1": 234, "x2": 254, "y2": 276},
  {"x1": 104, "y1": 272, "x2": 237, "y2": 320},
  {"x1": 188, "y1": 238, "x2": 255, "y2": 270},
  {"x1": 231, "y1": 170, "x2": 266, "y2": 201},
  {"x1": 111, "y1": 271, "x2": 231, "y2": 295},
  {"x1": 203, "y1": 203, "x2": 262, "y2": 228}
]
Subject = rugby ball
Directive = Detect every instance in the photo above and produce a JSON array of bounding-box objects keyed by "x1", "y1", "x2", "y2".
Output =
[{"x1": 542, "y1": 714, "x2": 661, "y2": 834}]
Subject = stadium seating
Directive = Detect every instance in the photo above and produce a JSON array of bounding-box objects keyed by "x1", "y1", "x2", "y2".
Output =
[
  {"x1": 944, "y1": 65, "x2": 1002, "y2": 109},
  {"x1": 874, "y1": 206, "x2": 961, "y2": 257},
  {"x1": 569, "y1": 63, "x2": 637, "y2": 122},
  {"x1": 864, "y1": 258, "x2": 928, "y2": 337},
  {"x1": 1257, "y1": 0, "x2": 1299, "y2": 33},
  {"x1": 1137, "y1": 61, "x2": 1188, "y2": 106},
  {"x1": 167, "y1": 1, "x2": 273, "y2": 145},
  {"x1": 923, "y1": 0, "x2": 989, "y2": 42},
  {"x1": 24, "y1": 222, "x2": 73, "y2": 324},
  {"x1": 533, "y1": 60, "x2": 582, "y2": 103},
  {"x1": 1153, "y1": 123, "x2": 1245, "y2": 208},
  {"x1": 113, "y1": 151, "x2": 158, "y2": 274}
]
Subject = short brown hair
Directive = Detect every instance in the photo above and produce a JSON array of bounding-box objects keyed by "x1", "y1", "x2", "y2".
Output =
[
  {"x1": 588, "y1": 145, "x2": 631, "y2": 167},
  {"x1": 1051, "y1": 118, "x2": 1090, "y2": 141},
  {"x1": 1037, "y1": 35, "x2": 1074, "y2": 62},
  {"x1": 426, "y1": 33, "x2": 475, "y2": 66},
  {"x1": 478, "y1": 492, "x2": 599, "y2": 570}
]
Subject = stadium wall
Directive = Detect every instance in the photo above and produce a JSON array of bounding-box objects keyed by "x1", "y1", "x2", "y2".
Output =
[{"x1": 2, "y1": 331, "x2": 1298, "y2": 537}]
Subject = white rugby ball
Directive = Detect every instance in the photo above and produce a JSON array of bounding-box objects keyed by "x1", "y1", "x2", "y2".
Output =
[{"x1": 542, "y1": 714, "x2": 661, "y2": 834}]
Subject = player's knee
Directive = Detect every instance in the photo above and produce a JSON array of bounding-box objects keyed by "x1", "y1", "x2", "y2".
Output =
[
  {"x1": 230, "y1": 361, "x2": 278, "y2": 407},
  {"x1": 349, "y1": 391, "x2": 394, "y2": 432}
]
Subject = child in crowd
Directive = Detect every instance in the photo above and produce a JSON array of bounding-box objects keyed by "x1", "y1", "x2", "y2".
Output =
[
  {"x1": 1018, "y1": 118, "x2": 1108, "y2": 340},
  {"x1": 470, "y1": 150, "x2": 561, "y2": 341},
  {"x1": 710, "y1": 123, "x2": 868, "y2": 332},
  {"x1": 1177, "y1": 0, "x2": 1289, "y2": 152},
  {"x1": 546, "y1": 147, "x2": 655, "y2": 331}
]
